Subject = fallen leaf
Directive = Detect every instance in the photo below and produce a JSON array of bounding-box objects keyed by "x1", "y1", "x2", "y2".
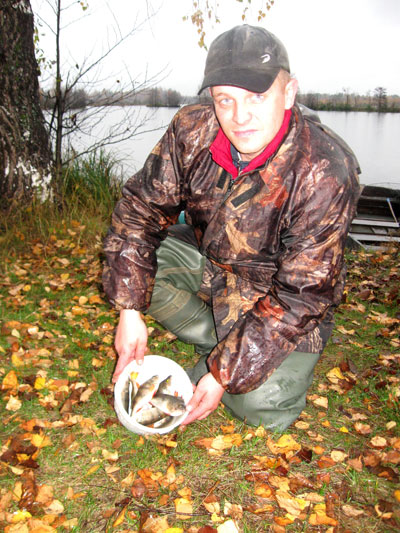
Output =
[
  {"x1": 141, "y1": 515, "x2": 169, "y2": 532},
  {"x1": 112, "y1": 506, "x2": 126, "y2": 528},
  {"x1": 267, "y1": 434, "x2": 301, "y2": 455},
  {"x1": 331, "y1": 450, "x2": 348, "y2": 462},
  {"x1": 275, "y1": 490, "x2": 309, "y2": 517},
  {"x1": 342, "y1": 504, "x2": 364, "y2": 517},
  {"x1": 6, "y1": 396, "x2": 22, "y2": 412},
  {"x1": 174, "y1": 497, "x2": 192, "y2": 520},
  {"x1": 217, "y1": 520, "x2": 240, "y2": 533},
  {"x1": 354, "y1": 422, "x2": 372, "y2": 434},
  {"x1": 370, "y1": 436, "x2": 387, "y2": 448}
]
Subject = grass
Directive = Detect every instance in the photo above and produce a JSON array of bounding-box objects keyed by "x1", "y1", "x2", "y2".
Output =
[{"x1": 0, "y1": 194, "x2": 399, "y2": 532}]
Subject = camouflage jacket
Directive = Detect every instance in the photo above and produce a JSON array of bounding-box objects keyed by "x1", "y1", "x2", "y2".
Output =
[{"x1": 103, "y1": 103, "x2": 360, "y2": 394}]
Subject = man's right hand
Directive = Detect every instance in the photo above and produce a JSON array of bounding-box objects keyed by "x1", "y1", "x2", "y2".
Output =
[{"x1": 112, "y1": 309, "x2": 148, "y2": 383}]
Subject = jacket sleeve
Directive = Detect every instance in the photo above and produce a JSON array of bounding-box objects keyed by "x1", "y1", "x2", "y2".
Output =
[
  {"x1": 102, "y1": 118, "x2": 184, "y2": 311},
  {"x1": 208, "y1": 157, "x2": 360, "y2": 394}
]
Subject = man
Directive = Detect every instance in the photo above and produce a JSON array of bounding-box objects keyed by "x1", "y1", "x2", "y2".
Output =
[{"x1": 103, "y1": 25, "x2": 360, "y2": 430}]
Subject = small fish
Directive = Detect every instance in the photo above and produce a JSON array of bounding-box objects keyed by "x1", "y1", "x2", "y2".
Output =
[
  {"x1": 128, "y1": 372, "x2": 139, "y2": 415},
  {"x1": 135, "y1": 406, "x2": 166, "y2": 426},
  {"x1": 157, "y1": 375, "x2": 174, "y2": 395},
  {"x1": 130, "y1": 375, "x2": 160, "y2": 415},
  {"x1": 150, "y1": 393, "x2": 186, "y2": 416},
  {"x1": 152, "y1": 415, "x2": 174, "y2": 429}
]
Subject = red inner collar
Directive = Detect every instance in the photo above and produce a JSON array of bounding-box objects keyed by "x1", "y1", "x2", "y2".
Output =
[{"x1": 210, "y1": 108, "x2": 292, "y2": 178}]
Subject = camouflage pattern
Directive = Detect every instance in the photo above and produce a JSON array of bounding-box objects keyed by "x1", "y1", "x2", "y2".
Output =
[{"x1": 103, "y1": 103, "x2": 360, "y2": 394}]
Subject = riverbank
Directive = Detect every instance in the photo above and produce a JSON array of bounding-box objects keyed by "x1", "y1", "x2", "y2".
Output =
[{"x1": 1, "y1": 202, "x2": 399, "y2": 531}]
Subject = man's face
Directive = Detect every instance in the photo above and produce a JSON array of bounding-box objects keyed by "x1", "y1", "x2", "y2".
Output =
[{"x1": 211, "y1": 74, "x2": 298, "y2": 162}]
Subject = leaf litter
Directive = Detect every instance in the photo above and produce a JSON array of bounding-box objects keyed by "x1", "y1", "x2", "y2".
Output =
[{"x1": 0, "y1": 229, "x2": 399, "y2": 532}]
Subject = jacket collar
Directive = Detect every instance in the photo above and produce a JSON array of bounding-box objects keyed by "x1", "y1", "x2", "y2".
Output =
[{"x1": 210, "y1": 108, "x2": 292, "y2": 178}]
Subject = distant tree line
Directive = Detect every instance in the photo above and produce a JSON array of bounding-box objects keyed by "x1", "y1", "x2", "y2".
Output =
[
  {"x1": 297, "y1": 87, "x2": 399, "y2": 113},
  {"x1": 40, "y1": 86, "x2": 184, "y2": 110},
  {"x1": 41, "y1": 85, "x2": 400, "y2": 113}
]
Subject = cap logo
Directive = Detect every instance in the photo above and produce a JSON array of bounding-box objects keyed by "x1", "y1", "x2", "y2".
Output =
[{"x1": 261, "y1": 53, "x2": 271, "y2": 63}]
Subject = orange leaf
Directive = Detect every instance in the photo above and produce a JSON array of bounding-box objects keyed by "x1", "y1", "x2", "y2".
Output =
[{"x1": 2, "y1": 370, "x2": 18, "y2": 390}]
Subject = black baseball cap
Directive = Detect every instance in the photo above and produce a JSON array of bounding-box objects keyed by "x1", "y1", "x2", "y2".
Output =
[{"x1": 198, "y1": 25, "x2": 290, "y2": 94}]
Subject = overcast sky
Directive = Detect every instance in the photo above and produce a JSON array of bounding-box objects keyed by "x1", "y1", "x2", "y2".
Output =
[{"x1": 32, "y1": 0, "x2": 400, "y2": 96}]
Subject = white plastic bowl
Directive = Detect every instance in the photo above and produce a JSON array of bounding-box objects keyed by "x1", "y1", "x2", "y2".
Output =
[{"x1": 114, "y1": 355, "x2": 193, "y2": 435}]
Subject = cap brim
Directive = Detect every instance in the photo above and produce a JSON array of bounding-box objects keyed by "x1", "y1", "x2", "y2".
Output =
[{"x1": 198, "y1": 66, "x2": 281, "y2": 95}]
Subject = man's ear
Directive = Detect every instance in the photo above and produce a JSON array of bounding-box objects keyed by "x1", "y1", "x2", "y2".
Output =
[{"x1": 284, "y1": 78, "x2": 298, "y2": 109}]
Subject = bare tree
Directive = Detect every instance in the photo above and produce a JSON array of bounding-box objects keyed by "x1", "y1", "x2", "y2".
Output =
[
  {"x1": 0, "y1": 0, "x2": 52, "y2": 207},
  {"x1": 374, "y1": 86, "x2": 387, "y2": 112},
  {"x1": 34, "y1": 0, "x2": 165, "y2": 182}
]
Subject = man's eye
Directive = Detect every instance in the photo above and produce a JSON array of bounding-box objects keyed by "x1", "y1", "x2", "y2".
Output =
[
  {"x1": 251, "y1": 94, "x2": 265, "y2": 103},
  {"x1": 219, "y1": 98, "x2": 232, "y2": 105}
]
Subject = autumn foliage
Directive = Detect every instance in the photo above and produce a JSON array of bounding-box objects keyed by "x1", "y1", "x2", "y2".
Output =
[{"x1": 0, "y1": 224, "x2": 399, "y2": 532}]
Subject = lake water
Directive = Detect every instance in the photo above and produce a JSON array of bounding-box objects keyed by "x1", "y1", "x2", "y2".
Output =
[{"x1": 69, "y1": 106, "x2": 400, "y2": 189}]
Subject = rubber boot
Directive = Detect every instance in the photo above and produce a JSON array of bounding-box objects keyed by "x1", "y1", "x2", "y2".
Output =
[
  {"x1": 222, "y1": 351, "x2": 321, "y2": 431},
  {"x1": 147, "y1": 232, "x2": 217, "y2": 355}
]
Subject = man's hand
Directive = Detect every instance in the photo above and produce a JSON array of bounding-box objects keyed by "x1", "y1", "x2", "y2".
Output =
[
  {"x1": 181, "y1": 372, "x2": 225, "y2": 425},
  {"x1": 112, "y1": 309, "x2": 148, "y2": 383}
]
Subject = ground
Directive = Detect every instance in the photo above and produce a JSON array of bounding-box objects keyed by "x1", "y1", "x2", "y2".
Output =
[{"x1": 0, "y1": 224, "x2": 399, "y2": 532}]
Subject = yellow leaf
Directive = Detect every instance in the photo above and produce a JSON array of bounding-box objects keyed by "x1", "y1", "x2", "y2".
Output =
[
  {"x1": 121, "y1": 471, "x2": 136, "y2": 488},
  {"x1": 211, "y1": 434, "x2": 242, "y2": 450},
  {"x1": 31, "y1": 433, "x2": 52, "y2": 448},
  {"x1": 11, "y1": 353, "x2": 25, "y2": 368},
  {"x1": 211, "y1": 512, "x2": 224, "y2": 522},
  {"x1": 84, "y1": 464, "x2": 101, "y2": 476},
  {"x1": 177, "y1": 486, "x2": 192, "y2": 498},
  {"x1": 34, "y1": 376, "x2": 46, "y2": 390},
  {"x1": 10, "y1": 510, "x2": 32, "y2": 523},
  {"x1": 339, "y1": 426, "x2": 349, "y2": 433},
  {"x1": 267, "y1": 434, "x2": 301, "y2": 455},
  {"x1": 326, "y1": 367, "x2": 346, "y2": 383},
  {"x1": 2, "y1": 370, "x2": 18, "y2": 390},
  {"x1": 255, "y1": 425, "x2": 267, "y2": 437},
  {"x1": 394, "y1": 490, "x2": 400, "y2": 503},
  {"x1": 112, "y1": 506, "x2": 126, "y2": 528},
  {"x1": 164, "y1": 464, "x2": 176, "y2": 485},
  {"x1": 165, "y1": 529, "x2": 184, "y2": 533},
  {"x1": 174, "y1": 497, "x2": 193, "y2": 520},
  {"x1": 309, "y1": 503, "x2": 338, "y2": 526}
]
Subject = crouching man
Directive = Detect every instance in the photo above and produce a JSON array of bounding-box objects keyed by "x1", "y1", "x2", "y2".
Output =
[{"x1": 103, "y1": 25, "x2": 360, "y2": 430}]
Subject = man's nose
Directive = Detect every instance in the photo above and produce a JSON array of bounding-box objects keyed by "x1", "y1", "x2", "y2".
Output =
[{"x1": 232, "y1": 103, "x2": 251, "y2": 125}]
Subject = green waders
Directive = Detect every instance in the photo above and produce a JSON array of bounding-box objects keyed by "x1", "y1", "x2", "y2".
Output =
[{"x1": 147, "y1": 228, "x2": 321, "y2": 431}]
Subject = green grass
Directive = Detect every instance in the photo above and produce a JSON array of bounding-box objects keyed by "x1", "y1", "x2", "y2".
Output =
[{"x1": 0, "y1": 208, "x2": 399, "y2": 532}]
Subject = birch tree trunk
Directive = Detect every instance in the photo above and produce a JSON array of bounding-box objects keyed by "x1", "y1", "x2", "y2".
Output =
[{"x1": 0, "y1": 0, "x2": 52, "y2": 208}]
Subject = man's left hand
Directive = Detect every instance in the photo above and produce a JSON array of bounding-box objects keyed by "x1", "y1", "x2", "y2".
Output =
[{"x1": 181, "y1": 372, "x2": 225, "y2": 425}]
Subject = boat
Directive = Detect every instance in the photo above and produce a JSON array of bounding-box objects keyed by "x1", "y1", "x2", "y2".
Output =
[{"x1": 347, "y1": 185, "x2": 400, "y2": 249}]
